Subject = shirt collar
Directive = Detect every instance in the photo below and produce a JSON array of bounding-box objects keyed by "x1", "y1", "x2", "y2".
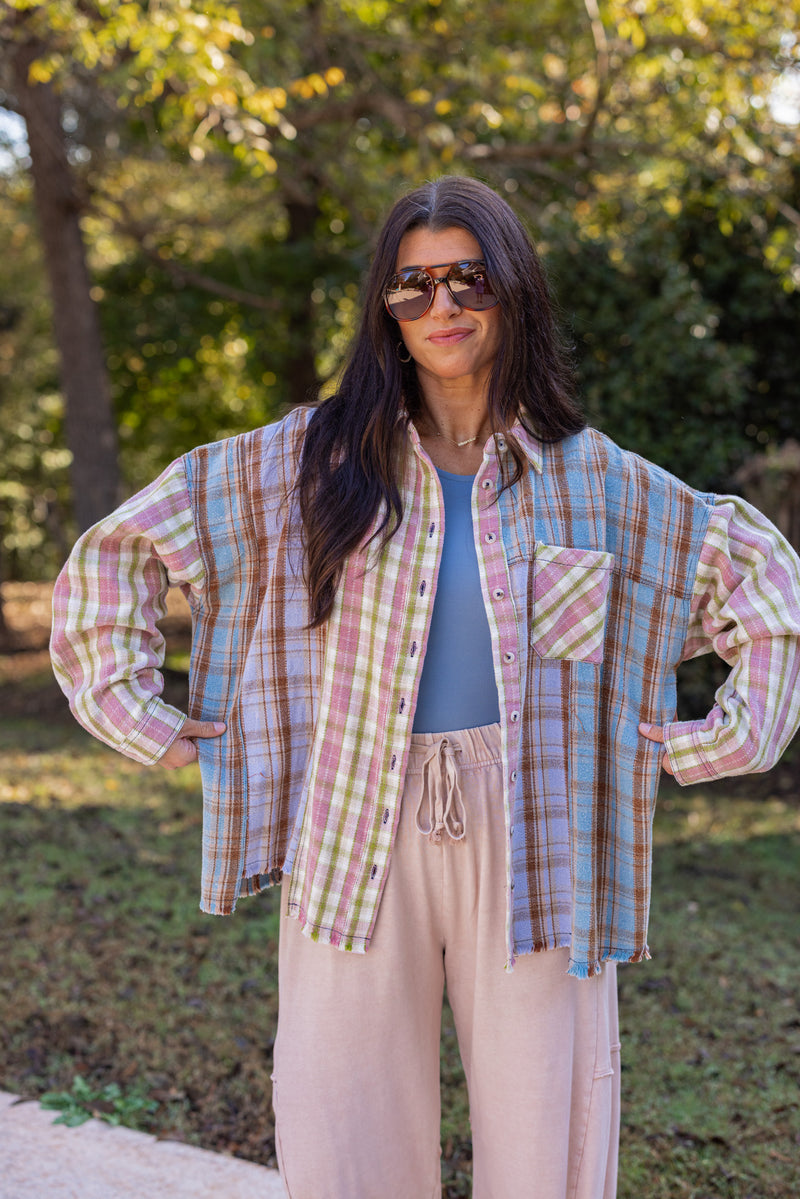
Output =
[
  {"x1": 507, "y1": 422, "x2": 543, "y2": 474},
  {"x1": 401, "y1": 411, "x2": 544, "y2": 474}
]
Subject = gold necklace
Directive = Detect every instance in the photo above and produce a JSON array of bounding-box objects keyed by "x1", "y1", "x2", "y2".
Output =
[
  {"x1": 436, "y1": 429, "x2": 478, "y2": 448},
  {"x1": 416, "y1": 408, "x2": 485, "y2": 448}
]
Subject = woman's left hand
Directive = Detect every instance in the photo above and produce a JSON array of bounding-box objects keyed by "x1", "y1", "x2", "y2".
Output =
[{"x1": 638, "y1": 723, "x2": 674, "y2": 776}]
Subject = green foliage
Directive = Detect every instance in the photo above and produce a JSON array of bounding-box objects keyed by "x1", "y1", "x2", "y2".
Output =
[
  {"x1": 1, "y1": 1, "x2": 799, "y2": 573},
  {"x1": 99, "y1": 256, "x2": 280, "y2": 486},
  {"x1": 672, "y1": 176, "x2": 800, "y2": 452},
  {"x1": 40, "y1": 1075, "x2": 157, "y2": 1128},
  {"x1": 94, "y1": 203, "x2": 363, "y2": 487},
  {"x1": 0, "y1": 182, "x2": 72, "y2": 578},
  {"x1": 548, "y1": 184, "x2": 800, "y2": 490}
]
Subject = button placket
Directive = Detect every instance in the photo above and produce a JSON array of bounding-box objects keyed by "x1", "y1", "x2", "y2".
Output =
[
  {"x1": 474, "y1": 459, "x2": 523, "y2": 963},
  {"x1": 383, "y1": 475, "x2": 441, "y2": 852},
  {"x1": 476, "y1": 480, "x2": 522, "y2": 748}
]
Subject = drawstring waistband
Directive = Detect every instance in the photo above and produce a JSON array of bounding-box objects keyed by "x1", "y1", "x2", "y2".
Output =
[{"x1": 415, "y1": 736, "x2": 467, "y2": 843}]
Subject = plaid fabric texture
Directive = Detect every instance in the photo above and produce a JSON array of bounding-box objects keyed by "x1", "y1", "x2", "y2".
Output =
[
  {"x1": 51, "y1": 410, "x2": 800, "y2": 977},
  {"x1": 50, "y1": 458, "x2": 204, "y2": 762}
]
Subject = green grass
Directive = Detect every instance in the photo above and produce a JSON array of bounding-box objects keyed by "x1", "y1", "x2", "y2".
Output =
[
  {"x1": 1, "y1": 718, "x2": 798, "y2": 1196},
  {"x1": 616, "y1": 782, "x2": 800, "y2": 1199},
  {"x1": 0, "y1": 719, "x2": 281, "y2": 1162}
]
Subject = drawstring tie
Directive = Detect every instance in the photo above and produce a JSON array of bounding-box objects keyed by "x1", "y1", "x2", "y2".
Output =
[{"x1": 415, "y1": 736, "x2": 467, "y2": 843}]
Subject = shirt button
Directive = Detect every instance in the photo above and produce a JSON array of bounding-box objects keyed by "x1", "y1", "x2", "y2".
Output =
[
  {"x1": 370, "y1": 864, "x2": 378, "y2": 879},
  {"x1": 492, "y1": 587, "x2": 505, "y2": 600},
  {"x1": 484, "y1": 532, "x2": 497, "y2": 544},
  {"x1": 481, "y1": 478, "x2": 494, "y2": 490},
  {"x1": 383, "y1": 809, "x2": 390, "y2": 824},
  {"x1": 503, "y1": 651, "x2": 516, "y2": 663},
  {"x1": 510, "y1": 770, "x2": 517, "y2": 783},
  {"x1": 510, "y1": 710, "x2": 520, "y2": 722},
  {"x1": 419, "y1": 580, "x2": 426, "y2": 596}
]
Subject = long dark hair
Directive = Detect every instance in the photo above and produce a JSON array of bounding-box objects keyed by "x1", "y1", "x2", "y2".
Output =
[{"x1": 298, "y1": 175, "x2": 585, "y2": 627}]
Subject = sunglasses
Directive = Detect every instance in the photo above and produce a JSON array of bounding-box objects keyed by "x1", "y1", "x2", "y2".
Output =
[{"x1": 384, "y1": 259, "x2": 499, "y2": 321}]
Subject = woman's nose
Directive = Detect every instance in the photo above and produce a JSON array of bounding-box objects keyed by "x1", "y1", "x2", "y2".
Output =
[{"x1": 428, "y1": 275, "x2": 461, "y2": 317}]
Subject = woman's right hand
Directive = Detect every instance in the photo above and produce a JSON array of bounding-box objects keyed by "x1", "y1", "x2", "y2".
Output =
[{"x1": 159, "y1": 718, "x2": 226, "y2": 770}]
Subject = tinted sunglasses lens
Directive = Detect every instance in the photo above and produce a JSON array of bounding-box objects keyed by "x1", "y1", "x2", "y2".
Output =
[
  {"x1": 385, "y1": 271, "x2": 432, "y2": 320},
  {"x1": 448, "y1": 263, "x2": 497, "y2": 309}
]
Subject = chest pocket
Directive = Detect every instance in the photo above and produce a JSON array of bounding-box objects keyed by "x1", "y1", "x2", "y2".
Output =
[{"x1": 531, "y1": 543, "x2": 615, "y2": 664}]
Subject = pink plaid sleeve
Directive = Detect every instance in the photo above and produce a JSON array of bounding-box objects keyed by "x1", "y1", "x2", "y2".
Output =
[
  {"x1": 50, "y1": 459, "x2": 205, "y2": 765},
  {"x1": 664, "y1": 495, "x2": 800, "y2": 784}
]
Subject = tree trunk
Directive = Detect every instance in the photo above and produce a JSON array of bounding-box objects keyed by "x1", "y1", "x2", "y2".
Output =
[
  {"x1": 0, "y1": 580, "x2": 8, "y2": 646},
  {"x1": 12, "y1": 38, "x2": 119, "y2": 532}
]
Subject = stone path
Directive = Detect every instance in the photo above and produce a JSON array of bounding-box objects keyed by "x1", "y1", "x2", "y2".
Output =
[{"x1": 0, "y1": 1091, "x2": 287, "y2": 1199}]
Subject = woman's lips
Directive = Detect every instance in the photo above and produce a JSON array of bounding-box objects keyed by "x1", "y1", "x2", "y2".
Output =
[{"x1": 426, "y1": 328, "x2": 474, "y2": 345}]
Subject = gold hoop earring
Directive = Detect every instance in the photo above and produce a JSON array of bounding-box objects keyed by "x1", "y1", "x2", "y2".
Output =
[{"x1": 397, "y1": 341, "x2": 413, "y2": 365}]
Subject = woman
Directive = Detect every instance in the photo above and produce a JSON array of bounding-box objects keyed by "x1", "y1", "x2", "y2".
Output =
[{"x1": 51, "y1": 176, "x2": 800, "y2": 1198}]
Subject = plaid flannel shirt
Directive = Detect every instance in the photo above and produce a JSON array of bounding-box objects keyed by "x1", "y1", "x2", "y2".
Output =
[{"x1": 51, "y1": 408, "x2": 800, "y2": 977}]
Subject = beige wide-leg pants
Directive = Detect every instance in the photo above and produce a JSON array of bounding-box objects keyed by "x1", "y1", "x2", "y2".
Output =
[{"x1": 272, "y1": 724, "x2": 620, "y2": 1199}]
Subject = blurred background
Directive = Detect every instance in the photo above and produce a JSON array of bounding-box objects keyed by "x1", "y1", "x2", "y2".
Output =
[
  {"x1": 0, "y1": 4, "x2": 799, "y2": 1196},
  {"x1": 1, "y1": 0, "x2": 799, "y2": 592}
]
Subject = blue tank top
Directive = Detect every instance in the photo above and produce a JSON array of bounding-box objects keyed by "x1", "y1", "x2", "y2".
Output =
[{"x1": 412, "y1": 468, "x2": 501, "y2": 733}]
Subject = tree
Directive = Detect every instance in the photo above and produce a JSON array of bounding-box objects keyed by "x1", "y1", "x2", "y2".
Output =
[
  {"x1": 7, "y1": 21, "x2": 119, "y2": 530},
  {"x1": 1, "y1": 0, "x2": 799, "y2": 571},
  {"x1": 547, "y1": 211, "x2": 753, "y2": 490},
  {"x1": 0, "y1": 0, "x2": 294, "y2": 523},
  {"x1": 0, "y1": 178, "x2": 70, "y2": 590}
]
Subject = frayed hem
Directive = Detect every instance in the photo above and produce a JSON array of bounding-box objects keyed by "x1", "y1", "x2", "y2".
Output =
[
  {"x1": 284, "y1": 903, "x2": 371, "y2": 954},
  {"x1": 567, "y1": 945, "x2": 651, "y2": 980}
]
